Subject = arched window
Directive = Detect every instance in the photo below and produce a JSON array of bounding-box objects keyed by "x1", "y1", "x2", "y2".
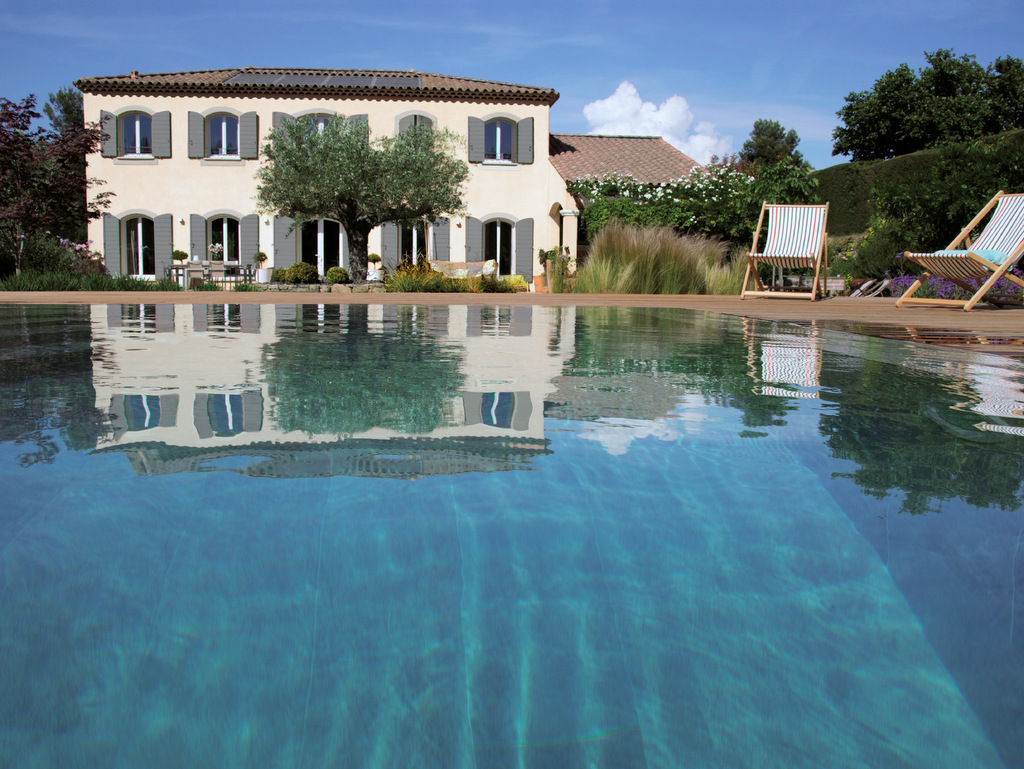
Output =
[
  {"x1": 399, "y1": 114, "x2": 434, "y2": 133},
  {"x1": 400, "y1": 221, "x2": 428, "y2": 265},
  {"x1": 123, "y1": 216, "x2": 155, "y2": 277},
  {"x1": 484, "y1": 220, "x2": 513, "y2": 275},
  {"x1": 484, "y1": 119, "x2": 515, "y2": 161},
  {"x1": 209, "y1": 217, "x2": 240, "y2": 261},
  {"x1": 120, "y1": 113, "x2": 152, "y2": 155},
  {"x1": 208, "y1": 114, "x2": 239, "y2": 156},
  {"x1": 300, "y1": 220, "x2": 342, "y2": 274}
]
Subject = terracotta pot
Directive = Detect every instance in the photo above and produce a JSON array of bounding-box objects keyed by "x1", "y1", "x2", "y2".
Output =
[{"x1": 534, "y1": 274, "x2": 547, "y2": 292}]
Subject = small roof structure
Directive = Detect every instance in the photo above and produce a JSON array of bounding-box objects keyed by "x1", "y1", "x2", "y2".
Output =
[
  {"x1": 549, "y1": 134, "x2": 700, "y2": 184},
  {"x1": 75, "y1": 67, "x2": 559, "y2": 106}
]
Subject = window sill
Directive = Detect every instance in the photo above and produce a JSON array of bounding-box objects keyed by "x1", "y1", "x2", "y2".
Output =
[
  {"x1": 481, "y1": 160, "x2": 519, "y2": 169},
  {"x1": 201, "y1": 156, "x2": 245, "y2": 166},
  {"x1": 114, "y1": 155, "x2": 158, "y2": 165}
]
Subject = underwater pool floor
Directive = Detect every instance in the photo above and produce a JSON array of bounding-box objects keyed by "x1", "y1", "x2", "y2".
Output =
[{"x1": 0, "y1": 302, "x2": 1022, "y2": 768}]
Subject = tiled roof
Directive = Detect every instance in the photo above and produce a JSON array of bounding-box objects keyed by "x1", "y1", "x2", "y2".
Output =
[
  {"x1": 549, "y1": 134, "x2": 700, "y2": 183},
  {"x1": 75, "y1": 68, "x2": 559, "y2": 105}
]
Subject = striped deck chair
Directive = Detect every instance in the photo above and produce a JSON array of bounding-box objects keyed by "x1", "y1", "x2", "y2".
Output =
[
  {"x1": 896, "y1": 191, "x2": 1024, "y2": 311},
  {"x1": 741, "y1": 202, "x2": 829, "y2": 301}
]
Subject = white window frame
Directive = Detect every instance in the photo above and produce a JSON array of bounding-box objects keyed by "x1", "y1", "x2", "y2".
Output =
[
  {"x1": 120, "y1": 113, "x2": 153, "y2": 157},
  {"x1": 484, "y1": 119, "x2": 516, "y2": 164},
  {"x1": 301, "y1": 219, "x2": 344, "y2": 274},
  {"x1": 207, "y1": 114, "x2": 239, "y2": 157},
  {"x1": 484, "y1": 219, "x2": 515, "y2": 276},
  {"x1": 124, "y1": 216, "x2": 156, "y2": 279},
  {"x1": 208, "y1": 216, "x2": 240, "y2": 261}
]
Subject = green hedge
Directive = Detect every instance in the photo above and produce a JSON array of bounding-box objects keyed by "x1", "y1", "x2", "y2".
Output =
[{"x1": 813, "y1": 129, "x2": 1024, "y2": 237}]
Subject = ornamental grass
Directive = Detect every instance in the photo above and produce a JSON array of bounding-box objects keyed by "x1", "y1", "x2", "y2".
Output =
[{"x1": 574, "y1": 223, "x2": 740, "y2": 295}]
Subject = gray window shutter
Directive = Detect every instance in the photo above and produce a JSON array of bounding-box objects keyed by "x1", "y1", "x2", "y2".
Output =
[
  {"x1": 193, "y1": 393, "x2": 212, "y2": 439},
  {"x1": 468, "y1": 118, "x2": 484, "y2": 163},
  {"x1": 152, "y1": 111, "x2": 171, "y2": 157},
  {"x1": 517, "y1": 117, "x2": 534, "y2": 164},
  {"x1": 190, "y1": 214, "x2": 207, "y2": 259},
  {"x1": 381, "y1": 222, "x2": 399, "y2": 272},
  {"x1": 103, "y1": 214, "x2": 120, "y2": 275},
  {"x1": 100, "y1": 111, "x2": 117, "y2": 157},
  {"x1": 465, "y1": 216, "x2": 482, "y2": 260},
  {"x1": 272, "y1": 112, "x2": 294, "y2": 132},
  {"x1": 239, "y1": 112, "x2": 259, "y2": 158},
  {"x1": 156, "y1": 305, "x2": 175, "y2": 334},
  {"x1": 515, "y1": 218, "x2": 534, "y2": 280},
  {"x1": 240, "y1": 215, "x2": 259, "y2": 263},
  {"x1": 154, "y1": 214, "x2": 173, "y2": 278},
  {"x1": 188, "y1": 112, "x2": 204, "y2": 158},
  {"x1": 274, "y1": 216, "x2": 296, "y2": 267},
  {"x1": 398, "y1": 115, "x2": 414, "y2": 133},
  {"x1": 431, "y1": 218, "x2": 450, "y2": 261},
  {"x1": 242, "y1": 391, "x2": 263, "y2": 432}
]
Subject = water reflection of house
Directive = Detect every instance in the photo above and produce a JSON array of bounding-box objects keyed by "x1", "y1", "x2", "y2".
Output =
[{"x1": 91, "y1": 303, "x2": 574, "y2": 477}]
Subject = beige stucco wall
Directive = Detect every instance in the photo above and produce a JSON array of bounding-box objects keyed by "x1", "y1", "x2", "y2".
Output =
[{"x1": 84, "y1": 92, "x2": 573, "y2": 276}]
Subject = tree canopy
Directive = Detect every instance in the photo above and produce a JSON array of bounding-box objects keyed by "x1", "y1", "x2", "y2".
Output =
[
  {"x1": 256, "y1": 116, "x2": 469, "y2": 281},
  {"x1": 0, "y1": 95, "x2": 108, "y2": 275},
  {"x1": 43, "y1": 86, "x2": 83, "y2": 135},
  {"x1": 833, "y1": 49, "x2": 1024, "y2": 161},
  {"x1": 738, "y1": 119, "x2": 806, "y2": 168}
]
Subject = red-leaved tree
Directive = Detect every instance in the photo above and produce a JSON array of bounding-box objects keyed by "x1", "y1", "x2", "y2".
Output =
[{"x1": 0, "y1": 95, "x2": 111, "y2": 275}]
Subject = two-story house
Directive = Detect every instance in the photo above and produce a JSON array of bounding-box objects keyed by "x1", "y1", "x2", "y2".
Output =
[{"x1": 76, "y1": 67, "x2": 700, "y2": 284}]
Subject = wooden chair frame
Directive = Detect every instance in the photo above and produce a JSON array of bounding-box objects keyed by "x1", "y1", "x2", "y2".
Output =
[
  {"x1": 896, "y1": 191, "x2": 1024, "y2": 311},
  {"x1": 741, "y1": 202, "x2": 829, "y2": 301}
]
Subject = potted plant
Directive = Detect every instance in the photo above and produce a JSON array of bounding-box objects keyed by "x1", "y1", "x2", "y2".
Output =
[
  {"x1": 367, "y1": 253, "x2": 383, "y2": 281},
  {"x1": 208, "y1": 243, "x2": 224, "y2": 262},
  {"x1": 253, "y1": 251, "x2": 271, "y2": 283}
]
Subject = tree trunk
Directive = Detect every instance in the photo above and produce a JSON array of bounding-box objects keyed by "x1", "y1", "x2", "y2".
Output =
[{"x1": 347, "y1": 224, "x2": 371, "y2": 282}]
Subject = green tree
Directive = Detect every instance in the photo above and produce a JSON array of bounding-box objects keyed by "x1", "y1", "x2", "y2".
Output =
[
  {"x1": 43, "y1": 86, "x2": 83, "y2": 134},
  {"x1": 833, "y1": 50, "x2": 1024, "y2": 161},
  {"x1": 739, "y1": 119, "x2": 806, "y2": 168},
  {"x1": 256, "y1": 116, "x2": 469, "y2": 281}
]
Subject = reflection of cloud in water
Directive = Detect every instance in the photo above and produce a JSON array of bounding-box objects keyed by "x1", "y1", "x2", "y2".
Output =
[{"x1": 576, "y1": 395, "x2": 710, "y2": 455}]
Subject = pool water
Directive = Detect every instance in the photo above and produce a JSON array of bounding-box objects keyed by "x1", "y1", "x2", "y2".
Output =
[{"x1": 1, "y1": 303, "x2": 1022, "y2": 769}]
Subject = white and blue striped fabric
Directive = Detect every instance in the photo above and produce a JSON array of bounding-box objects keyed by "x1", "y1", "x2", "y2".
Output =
[
  {"x1": 755, "y1": 205, "x2": 827, "y2": 261},
  {"x1": 906, "y1": 194, "x2": 1024, "y2": 265}
]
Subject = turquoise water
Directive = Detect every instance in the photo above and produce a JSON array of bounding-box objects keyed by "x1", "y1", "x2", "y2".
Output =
[{"x1": 1, "y1": 303, "x2": 1022, "y2": 768}]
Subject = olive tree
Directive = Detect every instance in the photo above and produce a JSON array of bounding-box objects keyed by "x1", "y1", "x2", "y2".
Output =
[{"x1": 256, "y1": 116, "x2": 468, "y2": 281}]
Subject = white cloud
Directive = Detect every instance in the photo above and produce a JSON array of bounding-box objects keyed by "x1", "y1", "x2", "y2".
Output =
[{"x1": 582, "y1": 81, "x2": 731, "y2": 164}]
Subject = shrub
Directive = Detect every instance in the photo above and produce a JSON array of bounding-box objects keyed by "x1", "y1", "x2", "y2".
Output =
[
  {"x1": 479, "y1": 275, "x2": 518, "y2": 293},
  {"x1": 20, "y1": 232, "x2": 78, "y2": 274},
  {"x1": 172, "y1": 249, "x2": 189, "y2": 262},
  {"x1": 152, "y1": 278, "x2": 182, "y2": 291},
  {"x1": 324, "y1": 266, "x2": 350, "y2": 284},
  {"x1": 574, "y1": 223, "x2": 729, "y2": 294},
  {"x1": 191, "y1": 281, "x2": 220, "y2": 291},
  {"x1": 270, "y1": 267, "x2": 289, "y2": 283},
  {"x1": 285, "y1": 262, "x2": 319, "y2": 284},
  {"x1": 234, "y1": 282, "x2": 263, "y2": 292}
]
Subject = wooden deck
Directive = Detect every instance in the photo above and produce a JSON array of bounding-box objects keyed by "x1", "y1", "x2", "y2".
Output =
[{"x1": 3, "y1": 291, "x2": 1023, "y2": 356}]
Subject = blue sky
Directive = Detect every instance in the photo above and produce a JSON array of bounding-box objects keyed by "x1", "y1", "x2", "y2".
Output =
[{"x1": 1, "y1": 0, "x2": 1021, "y2": 169}]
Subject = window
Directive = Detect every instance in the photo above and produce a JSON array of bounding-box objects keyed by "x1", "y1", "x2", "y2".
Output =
[
  {"x1": 400, "y1": 221, "x2": 428, "y2": 265},
  {"x1": 484, "y1": 119, "x2": 515, "y2": 161},
  {"x1": 208, "y1": 114, "x2": 239, "y2": 156},
  {"x1": 300, "y1": 220, "x2": 342, "y2": 274},
  {"x1": 209, "y1": 217, "x2": 240, "y2": 261},
  {"x1": 123, "y1": 216, "x2": 155, "y2": 277},
  {"x1": 307, "y1": 114, "x2": 333, "y2": 134},
  {"x1": 484, "y1": 220, "x2": 513, "y2": 275},
  {"x1": 124, "y1": 394, "x2": 163, "y2": 431},
  {"x1": 120, "y1": 113, "x2": 152, "y2": 155}
]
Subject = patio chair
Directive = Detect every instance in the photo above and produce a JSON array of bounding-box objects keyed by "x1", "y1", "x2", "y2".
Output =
[
  {"x1": 741, "y1": 202, "x2": 829, "y2": 301},
  {"x1": 896, "y1": 191, "x2": 1024, "y2": 311}
]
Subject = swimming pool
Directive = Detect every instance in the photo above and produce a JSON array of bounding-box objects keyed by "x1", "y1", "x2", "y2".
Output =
[{"x1": 1, "y1": 302, "x2": 1022, "y2": 768}]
